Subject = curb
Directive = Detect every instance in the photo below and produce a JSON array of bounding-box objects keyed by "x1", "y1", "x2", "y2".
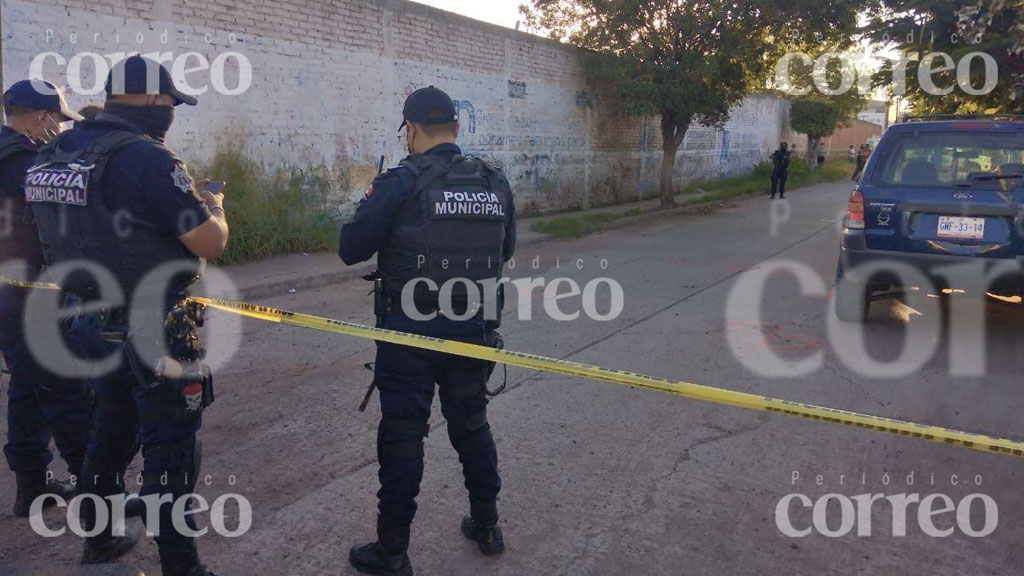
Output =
[
  {"x1": 215, "y1": 178, "x2": 848, "y2": 301},
  {"x1": 206, "y1": 260, "x2": 375, "y2": 302}
]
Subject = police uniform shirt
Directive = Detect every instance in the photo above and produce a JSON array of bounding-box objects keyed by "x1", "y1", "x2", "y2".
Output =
[
  {"x1": 60, "y1": 115, "x2": 212, "y2": 243},
  {"x1": 339, "y1": 143, "x2": 517, "y2": 266},
  {"x1": 0, "y1": 126, "x2": 43, "y2": 311}
]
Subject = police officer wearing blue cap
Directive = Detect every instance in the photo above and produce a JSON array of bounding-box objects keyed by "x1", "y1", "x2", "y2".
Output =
[
  {"x1": 340, "y1": 86, "x2": 516, "y2": 576},
  {"x1": 0, "y1": 79, "x2": 93, "y2": 518},
  {"x1": 28, "y1": 56, "x2": 228, "y2": 575}
]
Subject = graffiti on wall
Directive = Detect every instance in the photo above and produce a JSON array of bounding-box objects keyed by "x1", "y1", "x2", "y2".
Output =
[
  {"x1": 508, "y1": 80, "x2": 527, "y2": 99},
  {"x1": 454, "y1": 100, "x2": 477, "y2": 134}
]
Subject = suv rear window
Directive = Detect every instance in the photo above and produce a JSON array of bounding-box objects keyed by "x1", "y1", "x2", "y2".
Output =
[{"x1": 873, "y1": 131, "x2": 1024, "y2": 189}]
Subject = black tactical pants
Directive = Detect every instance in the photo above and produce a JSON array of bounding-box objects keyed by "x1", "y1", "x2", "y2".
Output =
[{"x1": 374, "y1": 312, "x2": 501, "y2": 528}]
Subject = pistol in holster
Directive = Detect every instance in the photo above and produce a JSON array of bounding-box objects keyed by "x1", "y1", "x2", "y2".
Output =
[{"x1": 125, "y1": 301, "x2": 215, "y2": 423}]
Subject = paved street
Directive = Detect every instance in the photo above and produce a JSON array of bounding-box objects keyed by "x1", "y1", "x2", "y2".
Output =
[{"x1": 2, "y1": 180, "x2": 1022, "y2": 575}]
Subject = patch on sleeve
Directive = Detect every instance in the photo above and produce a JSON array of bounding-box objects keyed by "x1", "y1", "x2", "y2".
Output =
[
  {"x1": 364, "y1": 184, "x2": 374, "y2": 199},
  {"x1": 171, "y1": 164, "x2": 194, "y2": 195}
]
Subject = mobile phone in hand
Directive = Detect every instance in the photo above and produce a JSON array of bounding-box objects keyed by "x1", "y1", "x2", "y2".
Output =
[{"x1": 205, "y1": 181, "x2": 226, "y2": 194}]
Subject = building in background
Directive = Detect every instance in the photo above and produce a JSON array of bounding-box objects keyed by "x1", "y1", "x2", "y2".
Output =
[{"x1": 857, "y1": 100, "x2": 888, "y2": 128}]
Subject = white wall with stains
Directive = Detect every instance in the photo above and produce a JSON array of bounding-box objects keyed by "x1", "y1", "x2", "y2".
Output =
[{"x1": 2, "y1": 0, "x2": 792, "y2": 215}]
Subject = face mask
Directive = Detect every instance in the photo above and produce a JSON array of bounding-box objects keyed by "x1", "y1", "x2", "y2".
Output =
[{"x1": 104, "y1": 101, "x2": 175, "y2": 141}]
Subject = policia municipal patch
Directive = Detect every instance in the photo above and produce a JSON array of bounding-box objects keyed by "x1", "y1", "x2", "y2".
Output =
[
  {"x1": 24, "y1": 167, "x2": 89, "y2": 206},
  {"x1": 429, "y1": 189, "x2": 506, "y2": 220}
]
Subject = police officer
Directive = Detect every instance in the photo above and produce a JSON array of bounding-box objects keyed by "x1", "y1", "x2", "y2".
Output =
[
  {"x1": 340, "y1": 86, "x2": 516, "y2": 575},
  {"x1": 0, "y1": 79, "x2": 92, "y2": 517},
  {"x1": 28, "y1": 56, "x2": 228, "y2": 575},
  {"x1": 770, "y1": 141, "x2": 791, "y2": 199}
]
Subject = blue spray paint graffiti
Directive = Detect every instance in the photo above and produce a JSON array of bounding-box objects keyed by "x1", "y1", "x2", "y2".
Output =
[{"x1": 454, "y1": 100, "x2": 477, "y2": 134}]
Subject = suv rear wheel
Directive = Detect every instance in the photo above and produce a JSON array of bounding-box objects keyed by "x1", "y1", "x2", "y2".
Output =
[{"x1": 834, "y1": 261, "x2": 870, "y2": 322}]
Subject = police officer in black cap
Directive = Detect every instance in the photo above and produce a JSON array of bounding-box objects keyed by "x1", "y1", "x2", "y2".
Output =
[
  {"x1": 340, "y1": 86, "x2": 516, "y2": 575},
  {"x1": 770, "y1": 141, "x2": 791, "y2": 199},
  {"x1": 0, "y1": 79, "x2": 93, "y2": 517},
  {"x1": 28, "y1": 56, "x2": 228, "y2": 575}
]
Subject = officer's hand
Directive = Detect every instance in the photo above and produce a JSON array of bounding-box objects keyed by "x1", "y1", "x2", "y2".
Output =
[{"x1": 196, "y1": 178, "x2": 226, "y2": 211}]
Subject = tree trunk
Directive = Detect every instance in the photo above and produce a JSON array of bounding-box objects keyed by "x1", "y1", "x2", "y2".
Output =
[
  {"x1": 806, "y1": 134, "x2": 816, "y2": 170},
  {"x1": 659, "y1": 114, "x2": 690, "y2": 209}
]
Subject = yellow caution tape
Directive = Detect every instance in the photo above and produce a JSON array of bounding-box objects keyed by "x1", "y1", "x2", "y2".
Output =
[
  {"x1": 0, "y1": 277, "x2": 62, "y2": 290},
  {"x1": 188, "y1": 296, "x2": 1024, "y2": 460},
  {"x1": 5, "y1": 276, "x2": 1023, "y2": 459}
]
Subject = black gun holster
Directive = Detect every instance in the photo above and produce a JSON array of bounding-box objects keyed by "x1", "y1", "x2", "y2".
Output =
[{"x1": 120, "y1": 302, "x2": 215, "y2": 423}]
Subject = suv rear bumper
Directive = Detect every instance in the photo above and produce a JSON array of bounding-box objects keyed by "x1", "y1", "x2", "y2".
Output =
[{"x1": 841, "y1": 231, "x2": 1024, "y2": 292}]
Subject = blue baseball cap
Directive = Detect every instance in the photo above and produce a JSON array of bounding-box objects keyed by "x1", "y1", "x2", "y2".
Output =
[
  {"x1": 105, "y1": 55, "x2": 198, "y2": 106},
  {"x1": 3, "y1": 80, "x2": 84, "y2": 122},
  {"x1": 399, "y1": 86, "x2": 458, "y2": 131}
]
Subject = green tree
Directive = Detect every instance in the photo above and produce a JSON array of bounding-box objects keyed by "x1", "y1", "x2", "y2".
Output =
[
  {"x1": 521, "y1": 0, "x2": 862, "y2": 208},
  {"x1": 790, "y1": 98, "x2": 840, "y2": 167},
  {"x1": 867, "y1": 0, "x2": 1024, "y2": 113},
  {"x1": 778, "y1": 45, "x2": 869, "y2": 166},
  {"x1": 776, "y1": 42, "x2": 870, "y2": 123}
]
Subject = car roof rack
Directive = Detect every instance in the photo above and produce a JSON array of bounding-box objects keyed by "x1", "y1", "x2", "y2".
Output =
[{"x1": 901, "y1": 114, "x2": 1024, "y2": 123}]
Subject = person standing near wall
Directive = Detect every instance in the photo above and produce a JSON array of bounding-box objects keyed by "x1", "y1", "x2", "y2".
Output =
[
  {"x1": 852, "y1": 143, "x2": 870, "y2": 181},
  {"x1": 816, "y1": 142, "x2": 827, "y2": 168},
  {"x1": 339, "y1": 86, "x2": 516, "y2": 576},
  {"x1": 770, "y1": 141, "x2": 790, "y2": 199},
  {"x1": 29, "y1": 56, "x2": 229, "y2": 575},
  {"x1": 0, "y1": 79, "x2": 92, "y2": 519}
]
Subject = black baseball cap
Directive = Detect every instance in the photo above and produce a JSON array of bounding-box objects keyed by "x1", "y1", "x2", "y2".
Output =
[
  {"x1": 105, "y1": 55, "x2": 198, "y2": 106},
  {"x1": 399, "y1": 86, "x2": 458, "y2": 131},
  {"x1": 3, "y1": 79, "x2": 84, "y2": 122}
]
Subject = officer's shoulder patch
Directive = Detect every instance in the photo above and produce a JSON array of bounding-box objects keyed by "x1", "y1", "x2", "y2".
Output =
[
  {"x1": 170, "y1": 163, "x2": 193, "y2": 195},
  {"x1": 371, "y1": 165, "x2": 412, "y2": 186}
]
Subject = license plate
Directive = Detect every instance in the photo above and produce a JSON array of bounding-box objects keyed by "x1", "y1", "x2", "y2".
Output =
[{"x1": 937, "y1": 216, "x2": 985, "y2": 240}]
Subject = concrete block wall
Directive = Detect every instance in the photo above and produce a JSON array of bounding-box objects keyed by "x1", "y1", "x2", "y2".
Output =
[{"x1": 2, "y1": 0, "x2": 792, "y2": 216}]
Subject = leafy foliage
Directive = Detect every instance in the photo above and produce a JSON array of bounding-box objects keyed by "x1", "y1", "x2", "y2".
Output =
[
  {"x1": 775, "y1": 41, "x2": 870, "y2": 126},
  {"x1": 521, "y1": 0, "x2": 863, "y2": 206},
  {"x1": 791, "y1": 98, "x2": 841, "y2": 139},
  {"x1": 866, "y1": 0, "x2": 1024, "y2": 113},
  {"x1": 193, "y1": 144, "x2": 338, "y2": 264}
]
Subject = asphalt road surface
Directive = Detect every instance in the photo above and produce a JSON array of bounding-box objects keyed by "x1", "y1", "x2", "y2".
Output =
[{"x1": 2, "y1": 180, "x2": 1022, "y2": 575}]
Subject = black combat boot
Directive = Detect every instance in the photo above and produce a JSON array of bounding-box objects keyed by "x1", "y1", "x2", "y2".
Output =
[
  {"x1": 349, "y1": 516, "x2": 414, "y2": 576},
  {"x1": 461, "y1": 500, "x2": 505, "y2": 555},
  {"x1": 80, "y1": 521, "x2": 143, "y2": 564},
  {"x1": 12, "y1": 470, "x2": 75, "y2": 517},
  {"x1": 158, "y1": 540, "x2": 220, "y2": 576}
]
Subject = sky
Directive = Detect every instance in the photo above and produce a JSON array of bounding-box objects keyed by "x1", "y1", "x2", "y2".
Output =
[{"x1": 408, "y1": 0, "x2": 525, "y2": 30}]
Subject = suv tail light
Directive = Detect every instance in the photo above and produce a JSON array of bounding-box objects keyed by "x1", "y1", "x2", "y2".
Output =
[{"x1": 845, "y1": 188, "x2": 865, "y2": 230}]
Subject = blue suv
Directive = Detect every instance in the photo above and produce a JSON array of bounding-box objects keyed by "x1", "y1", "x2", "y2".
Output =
[{"x1": 835, "y1": 115, "x2": 1024, "y2": 321}]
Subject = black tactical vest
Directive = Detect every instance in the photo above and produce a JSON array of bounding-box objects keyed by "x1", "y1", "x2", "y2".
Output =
[
  {"x1": 378, "y1": 154, "x2": 510, "y2": 300},
  {"x1": 27, "y1": 124, "x2": 200, "y2": 304},
  {"x1": 0, "y1": 131, "x2": 44, "y2": 271}
]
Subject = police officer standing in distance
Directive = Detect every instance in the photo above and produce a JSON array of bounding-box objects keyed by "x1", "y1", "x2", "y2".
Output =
[
  {"x1": 28, "y1": 56, "x2": 228, "y2": 575},
  {"x1": 770, "y1": 141, "x2": 791, "y2": 199},
  {"x1": 340, "y1": 86, "x2": 516, "y2": 576},
  {"x1": 0, "y1": 79, "x2": 92, "y2": 518}
]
